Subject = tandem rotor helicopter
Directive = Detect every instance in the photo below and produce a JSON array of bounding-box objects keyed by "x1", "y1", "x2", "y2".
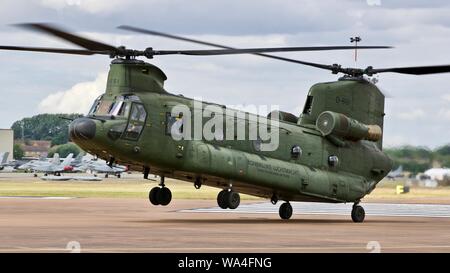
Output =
[{"x1": 2, "y1": 23, "x2": 450, "y2": 222}]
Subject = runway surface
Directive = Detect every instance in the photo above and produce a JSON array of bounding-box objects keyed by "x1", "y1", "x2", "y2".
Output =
[
  {"x1": 1, "y1": 197, "x2": 450, "y2": 253},
  {"x1": 181, "y1": 202, "x2": 450, "y2": 218}
]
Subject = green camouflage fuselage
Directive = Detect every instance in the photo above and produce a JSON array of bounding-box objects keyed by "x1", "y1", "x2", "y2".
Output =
[{"x1": 71, "y1": 59, "x2": 392, "y2": 203}]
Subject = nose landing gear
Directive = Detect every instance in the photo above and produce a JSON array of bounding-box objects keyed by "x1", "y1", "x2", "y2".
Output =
[
  {"x1": 148, "y1": 176, "x2": 172, "y2": 206},
  {"x1": 351, "y1": 203, "x2": 365, "y2": 223}
]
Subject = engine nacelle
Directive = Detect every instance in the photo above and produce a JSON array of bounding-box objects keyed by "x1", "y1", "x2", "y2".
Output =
[
  {"x1": 316, "y1": 111, "x2": 382, "y2": 142},
  {"x1": 267, "y1": 110, "x2": 298, "y2": 124}
]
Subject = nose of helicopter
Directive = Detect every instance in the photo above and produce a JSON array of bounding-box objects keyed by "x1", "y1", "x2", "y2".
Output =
[{"x1": 69, "y1": 118, "x2": 96, "y2": 140}]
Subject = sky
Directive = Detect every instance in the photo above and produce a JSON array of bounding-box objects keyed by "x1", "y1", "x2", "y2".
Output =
[{"x1": 1, "y1": 0, "x2": 450, "y2": 148}]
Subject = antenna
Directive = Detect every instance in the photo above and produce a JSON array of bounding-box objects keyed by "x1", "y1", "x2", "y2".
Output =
[{"x1": 350, "y1": 36, "x2": 361, "y2": 63}]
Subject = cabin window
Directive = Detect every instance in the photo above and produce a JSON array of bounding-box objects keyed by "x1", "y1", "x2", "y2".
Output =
[
  {"x1": 166, "y1": 112, "x2": 184, "y2": 139},
  {"x1": 109, "y1": 100, "x2": 131, "y2": 117},
  {"x1": 328, "y1": 155, "x2": 339, "y2": 167},
  {"x1": 123, "y1": 103, "x2": 147, "y2": 140},
  {"x1": 302, "y1": 95, "x2": 314, "y2": 115},
  {"x1": 291, "y1": 145, "x2": 302, "y2": 159}
]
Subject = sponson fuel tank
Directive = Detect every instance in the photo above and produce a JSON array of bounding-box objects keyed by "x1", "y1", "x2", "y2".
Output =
[{"x1": 183, "y1": 141, "x2": 368, "y2": 202}]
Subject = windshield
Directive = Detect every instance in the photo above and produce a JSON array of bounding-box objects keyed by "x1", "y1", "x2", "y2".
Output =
[{"x1": 88, "y1": 95, "x2": 135, "y2": 117}]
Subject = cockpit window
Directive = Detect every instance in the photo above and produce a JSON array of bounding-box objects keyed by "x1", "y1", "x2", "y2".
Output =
[
  {"x1": 88, "y1": 95, "x2": 136, "y2": 117},
  {"x1": 97, "y1": 100, "x2": 115, "y2": 115}
]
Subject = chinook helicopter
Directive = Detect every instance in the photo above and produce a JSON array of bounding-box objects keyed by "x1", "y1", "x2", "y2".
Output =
[{"x1": 2, "y1": 24, "x2": 450, "y2": 223}]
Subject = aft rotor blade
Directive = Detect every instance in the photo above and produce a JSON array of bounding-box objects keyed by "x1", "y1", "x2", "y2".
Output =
[
  {"x1": 15, "y1": 23, "x2": 117, "y2": 51},
  {"x1": 371, "y1": 65, "x2": 450, "y2": 75},
  {"x1": 153, "y1": 46, "x2": 391, "y2": 56},
  {"x1": 0, "y1": 45, "x2": 107, "y2": 55}
]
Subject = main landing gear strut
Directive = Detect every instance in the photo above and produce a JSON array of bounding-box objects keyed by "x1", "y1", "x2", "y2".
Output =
[
  {"x1": 274, "y1": 201, "x2": 366, "y2": 222},
  {"x1": 217, "y1": 189, "x2": 240, "y2": 209},
  {"x1": 148, "y1": 176, "x2": 172, "y2": 206}
]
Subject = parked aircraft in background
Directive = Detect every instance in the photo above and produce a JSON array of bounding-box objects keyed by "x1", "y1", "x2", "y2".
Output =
[
  {"x1": 74, "y1": 158, "x2": 127, "y2": 178},
  {"x1": 0, "y1": 152, "x2": 10, "y2": 170},
  {"x1": 28, "y1": 153, "x2": 74, "y2": 176},
  {"x1": 18, "y1": 154, "x2": 59, "y2": 172},
  {"x1": 387, "y1": 165, "x2": 404, "y2": 180}
]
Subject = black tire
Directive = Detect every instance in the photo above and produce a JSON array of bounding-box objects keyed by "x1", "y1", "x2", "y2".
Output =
[
  {"x1": 227, "y1": 191, "x2": 240, "y2": 209},
  {"x1": 279, "y1": 202, "x2": 293, "y2": 220},
  {"x1": 351, "y1": 205, "x2": 365, "y2": 223},
  {"x1": 105, "y1": 174, "x2": 109, "y2": 178},
  {"x1": 117, "y1": 174, "x2": 121, "y2": 178},
  {"x1": 149, "y1": 187, "x2": 160, "y2": 206},
  {"x1": 158, "y1": 187, "x2": 172, "y2": 206},
  {"x1": 217, "y1": 190, "x2": 229, "y2": 209}
]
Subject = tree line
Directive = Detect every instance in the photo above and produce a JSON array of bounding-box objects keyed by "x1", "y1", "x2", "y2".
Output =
[{"x1": 11, "y1": 114, "x2": 83, "y2": 158}]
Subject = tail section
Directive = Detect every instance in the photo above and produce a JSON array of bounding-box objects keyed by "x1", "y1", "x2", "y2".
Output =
[
  {"x1": 299, "y1": 79, "x2": 385, "y2": 149},
  {"x1": 51, "y1": 153, "x2": 60, "y2": 165},
  {"x1": 61, "y1": 153, "x2": 74, "y2": 166},
  {"x1": 71, "y1": 153, "x2": 83, "y2": 166},
  {"x1": 1, "y1": 152, "x2": 9, "y2": 164}
]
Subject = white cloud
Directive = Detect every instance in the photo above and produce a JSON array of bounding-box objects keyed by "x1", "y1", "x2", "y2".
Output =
[
  {"x1": 396, "y1": 109, "x2": 426, "y2": 120},
  {"x1": 383, "y1": 134, "x2": 410, "y2": 147},
  {"x1": 438, "y1": 109, "x2": 450, "y2": 121},
  {"x1": 1, "y1": 0, "x2": 450, "y2": 148},
  {"x1": 38, "y1": 72, "x2": 107, "y2": 114},
  {"x1": 39, "y1": 0, "x2": 129, "y2": 13}
]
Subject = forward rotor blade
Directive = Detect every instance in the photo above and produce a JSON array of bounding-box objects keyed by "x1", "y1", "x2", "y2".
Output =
[
  {"x1": 371, "y1": 65, "x2": 450, "y2": 75},
  {"x1": 154, "y1": 46, "x2": 391, "y2": 56},
  {"x1": 0, "y1": 45, "x2": 106, "y2": 55},
  {"x1": 118, "y1": 25, "x2": 230, "y2": 49},
  {"x1": 118, "y1": 25, "x2": 387, "y2": 73},
  {"x1": 15, "y1": 23, "x2": 117, "y2": 51}
]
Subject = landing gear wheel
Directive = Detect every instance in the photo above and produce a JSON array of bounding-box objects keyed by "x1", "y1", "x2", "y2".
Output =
[
  {"x1": 149, "y1": 187, "x2": 161, "y2": 206},
  {"x1": 157, "y1": 187, "x2": 172, "y2": 206},
  {"x1": 217, "y1": 190, "x2": 229, "y2": 209},
  {"x1": 279, "y1": 202, "x2": 293, "y2": 220},
  {"x1": 105, "y1": 174, "x2": 109, "y2": 178},
  {"x1": 351, "y1": 205, "x2": 365, "y2": 223},
  {"x1": 227, "y1": 191, "x2": 240, "y2": 209}
]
